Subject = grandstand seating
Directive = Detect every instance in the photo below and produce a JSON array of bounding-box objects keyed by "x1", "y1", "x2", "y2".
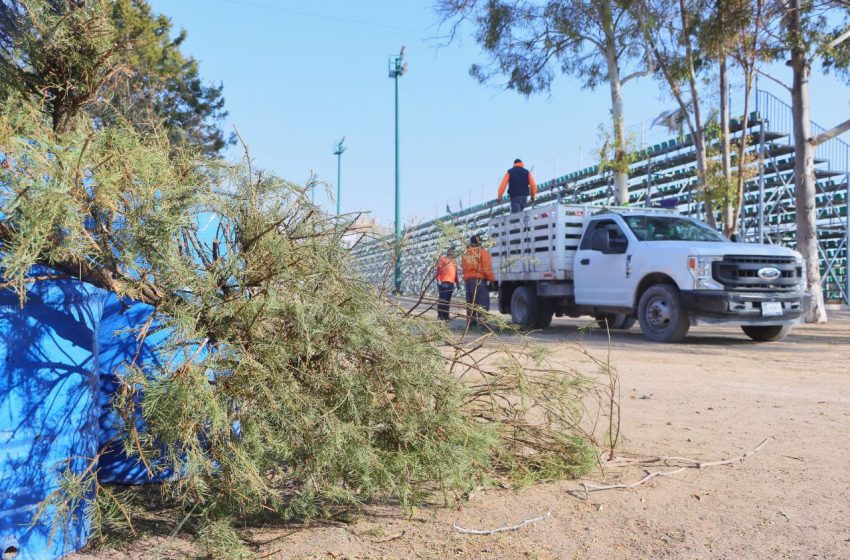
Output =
[{"x1": 351, "y1": 91, "x2": 850, "y2": 304}]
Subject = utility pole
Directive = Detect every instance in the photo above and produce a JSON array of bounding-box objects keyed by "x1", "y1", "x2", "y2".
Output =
[
  {"x1": 333, "y1": 137, "x2": 346, "y2": 216},
  {"x1": 388, "y1": 46, "x2": 407, "y2": 294}
]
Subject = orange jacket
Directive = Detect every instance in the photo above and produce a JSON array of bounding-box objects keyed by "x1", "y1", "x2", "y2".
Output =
[
  {"x1": 461, "y1": 246, "x2": 495, "y2": 282},
  {"x1": 435, "y1": 255, "x2": 459, "y2": 284},
  {"x1": 497, "y1": 162, "x2": 537, "y2": 202}
]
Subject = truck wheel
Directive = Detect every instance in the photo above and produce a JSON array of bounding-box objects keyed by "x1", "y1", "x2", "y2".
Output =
[
  {"x1": 741, "y1": 325, "x2": 791, "y2": 342},
  {"x1": 595, "y1": 313, "x2": 628, "y2": 330},
  {"x1": 535, "y1": 300, "x2": 555, "y2": 329},
  {"x1": 619, "y1": 316, "x2": 637, "y2": 330},
  {"x1": 511, "y1": 286, "x2": 540, "y2": 328},
  {"x1": 498, "y1": 286, "x2": 512, "y2": 315},
  {"x1": 637, "y1": 284, "x2": 690, "y2": 342}
]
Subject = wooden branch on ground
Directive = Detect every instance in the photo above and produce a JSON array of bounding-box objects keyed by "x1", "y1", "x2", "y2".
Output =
[
  {"x1": 693, "y1": 437, "x2": 771, "y2": 468},
  {"x1": 373, "y1": 530, "x2": 406, "y2": 543},
  {"x1": 581, "y1": 467, "x2": 686, "y2": 494},
  {"x1": 576, "y1": 437, "x2": 772, "y2": 497},
  {"x1": 453, "y1": 511, "x2": 551, "y2": 535}
]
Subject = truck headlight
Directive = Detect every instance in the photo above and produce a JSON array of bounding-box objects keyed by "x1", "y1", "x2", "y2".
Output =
[{"x1": 687, "y1": 256, "x2": 723, "y2": 290}]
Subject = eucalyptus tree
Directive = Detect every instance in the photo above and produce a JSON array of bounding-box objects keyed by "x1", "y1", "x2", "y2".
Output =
[
  {"x1": 635, "y1": 0, "x2": 721, "y2": 226},
  {"x1": 779, "y1": 0, "x2": 850, "y2": 322},
  {"x1": 437, "y1": 0, "x2": 650, "y2": 205},
  {"x1": 701, "y1": 0, "x2": 769, "y2": 236}
]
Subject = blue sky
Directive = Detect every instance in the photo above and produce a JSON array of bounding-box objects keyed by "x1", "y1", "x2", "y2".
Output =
[{"x1": 150, "y1": 0, "x2": 849, "y2": 228}]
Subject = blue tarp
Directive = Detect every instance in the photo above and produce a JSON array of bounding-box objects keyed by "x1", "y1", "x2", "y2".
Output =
[
  {"x1": 0, "y1": 280, "x2": 181, "y2": 559},
  {"x1": 96, "y1": 294, "x2": 172, "y2": 486},
  {"x1": 0, "y1": 280, "x2": 104, "y2": 560}
]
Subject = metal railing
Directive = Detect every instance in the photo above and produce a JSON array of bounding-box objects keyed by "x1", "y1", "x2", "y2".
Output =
[{"x1": 755, "y1": 89, "x2": 850, "y2": 303}]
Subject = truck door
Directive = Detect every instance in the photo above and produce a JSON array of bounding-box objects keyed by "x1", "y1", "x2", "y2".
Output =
[{"x1": 574, "y1": 218, "x2": 632, "y2": 306}]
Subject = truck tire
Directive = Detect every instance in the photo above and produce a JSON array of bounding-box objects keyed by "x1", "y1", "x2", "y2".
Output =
[
  {"x1": 741, "y1": 324, "x2": 792, "y2": 342},
  {"x1": 637, "y1": 284, "x2": 690, "y2": 342},
  {"x1": 535, "y1": 300, "x2": 555, "y2": 329},
  {"x1": 498, "y1": 285, "x2": 512, "y2": 315},
  {"x1": 511, "y1": 286, "x2": 540, "y2": 328},
  {"x1": 595, "y1": 313, "x2": 635, "y2": 330},
  {"x1": 620, "y1": 316, "x2": 637, "y2": 330}
]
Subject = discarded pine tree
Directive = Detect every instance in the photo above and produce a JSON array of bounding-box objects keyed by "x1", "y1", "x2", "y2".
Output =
[{"x1": 1, "y1": 95, "x2": 599, "y2": 558}]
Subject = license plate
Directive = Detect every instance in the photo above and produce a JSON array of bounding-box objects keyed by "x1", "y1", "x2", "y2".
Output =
[{"x1": 762, "y1": 302, "x2": 783, "y2": 316}]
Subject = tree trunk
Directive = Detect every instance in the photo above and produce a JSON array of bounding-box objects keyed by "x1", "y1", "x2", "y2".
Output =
[
  {"x1": 678, "y1": 0, "x2": 715, "y2": 228},
  {"x1": 731, "y1": 70, "x2": 754, "y2": 237},
  {"x1": 720, "y1": 57, "x2": 734, "y2": 234},
  {"x1": 609, "y1": 77, "x2": 629, "y2": 206},
  {"x1": 788, "y1": 0, "x2": 828, "y2": 323},
  {"x1": 695, "y1": 130, "x2": 717, "y2": 228},
  {"x1": 604, "y1": 16, "x2": 629, "y2": 205}
]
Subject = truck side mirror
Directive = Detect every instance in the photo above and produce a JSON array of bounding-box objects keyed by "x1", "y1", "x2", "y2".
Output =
[{"x1": 590, "y1": 229, "x2": 611, "y2": 253}]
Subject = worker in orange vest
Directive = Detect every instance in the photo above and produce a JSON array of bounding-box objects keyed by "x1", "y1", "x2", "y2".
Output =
[
  {"x1": 461, "y1": 234, "x2": 495, "y2": 326},
  {"x1": 497, "y1": 158, "x2": 537, "y2": 213},
  {"x1": 435, "y1": 246, "x2": 460, "y2": 321}
]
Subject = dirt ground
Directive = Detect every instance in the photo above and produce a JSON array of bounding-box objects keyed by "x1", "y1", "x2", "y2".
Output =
[{"x1": 76, "y1": 310, "x2": 850, "y2": 560}]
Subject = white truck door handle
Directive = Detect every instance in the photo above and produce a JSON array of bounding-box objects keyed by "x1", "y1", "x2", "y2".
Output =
[{"x1": 580, "y1": 258, "x2": 590, "y2": 265}]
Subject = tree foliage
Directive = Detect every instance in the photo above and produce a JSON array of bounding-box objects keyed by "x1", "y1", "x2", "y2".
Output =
[
  {"x1": 0, "y1": 0, "x2": 233, "y2": 153},
  {"x1": 0, "y1": 0, "x2": 132, "y2": 133},
  {"x1": 437, "y1": 0, "x2": 649, "y2": 204},
  {"x1": 634, "y1": 0, "x2": 720, "y2": 223},
  {"x1": 438, "y1": 0, "x2": 644, "y2": 94},
  {"x1": 100, "y1": 0, "x2": 234, "y2": 155},
  {"x1": 1, "y1": 91, "x2": 600, "y2": 553}
]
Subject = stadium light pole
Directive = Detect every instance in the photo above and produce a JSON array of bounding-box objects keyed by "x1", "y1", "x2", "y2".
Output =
[
  {"x1": 333, "y1": 137, "x2": 346, "y2": 216},
  {"x1": 389, "y1": 46, "x2": 407, "y2": 294}
]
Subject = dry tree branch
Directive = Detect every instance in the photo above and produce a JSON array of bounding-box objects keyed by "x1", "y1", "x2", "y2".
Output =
[
  {"x1": 453, "y1": 511, "x2": 552, "y2": 535},
  {"x1": 580, "y1": 467, "x2": 686, "y2": 494},
  {"x1": 603, "y1": 436, "x2": 772, "y2": 469},
  {"x1": 574, "y1": 437, "x2": 773, "y2": 498},
  {"x1": 677, "y1": 436, "x2": 771, "y2": 468}
]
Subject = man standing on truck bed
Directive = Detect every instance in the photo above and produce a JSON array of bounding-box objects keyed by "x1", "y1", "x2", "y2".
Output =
[
  {"x1": 497, "y1": 158, "x2": 537, "y2": 213},
  {"x1": 435, "y1": 246, "x2": 460, "y2": 321},
  {"x1": 462, "y1": 235, "x2": 495, "y2": 326}
]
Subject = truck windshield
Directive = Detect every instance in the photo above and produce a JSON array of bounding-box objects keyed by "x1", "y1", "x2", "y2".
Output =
[{"x1": 624, "y1": 215, "x2": 726, "y2": 242}]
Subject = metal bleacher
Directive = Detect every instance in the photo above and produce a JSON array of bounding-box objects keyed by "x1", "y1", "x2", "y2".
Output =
[{"x1": 350, "y1": 88, "x2": 850, "y2": 304}]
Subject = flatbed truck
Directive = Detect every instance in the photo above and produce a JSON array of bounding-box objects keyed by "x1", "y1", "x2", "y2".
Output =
[{"x1": 488, "y1": 203, "x2": 809, "y2": 342}]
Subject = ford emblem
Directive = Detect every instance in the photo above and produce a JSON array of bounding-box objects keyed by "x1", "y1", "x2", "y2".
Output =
[{"x1": 757, "y1": 266, "x2": 781, "y2": 280}]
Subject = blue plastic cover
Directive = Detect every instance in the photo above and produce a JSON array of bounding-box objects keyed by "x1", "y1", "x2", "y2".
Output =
[
  {"x1": 96, "y1": 294, "x2": 171, "y2": 485},
  {"x1": 0, "y1": 280, "x2": 105, "y2": 560}
]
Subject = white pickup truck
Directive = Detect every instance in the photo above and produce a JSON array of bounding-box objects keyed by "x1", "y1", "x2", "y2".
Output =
[{"x1": 488, "y1": 203, "x2": 809, "y2": 342}]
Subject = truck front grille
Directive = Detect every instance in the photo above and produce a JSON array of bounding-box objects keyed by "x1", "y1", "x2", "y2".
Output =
[{"x1": 712, "y1": 255, "x2": 802, "y2": 291}]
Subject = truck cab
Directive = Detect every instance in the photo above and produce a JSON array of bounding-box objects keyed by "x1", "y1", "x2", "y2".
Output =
[{"x1": 489, "y1": 204, "x2": 808, "y2": 342}]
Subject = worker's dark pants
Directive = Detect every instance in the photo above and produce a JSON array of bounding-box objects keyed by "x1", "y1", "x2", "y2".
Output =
[
  {"x1": 437, "y1": 282, "x2": 454, "y2": 320},
  {"x1": 464, "y1": 278, "x2": 490, "y2": 324},
  {"x1": 510, "y1": 196, "x2": 529, "y2": 213}
]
